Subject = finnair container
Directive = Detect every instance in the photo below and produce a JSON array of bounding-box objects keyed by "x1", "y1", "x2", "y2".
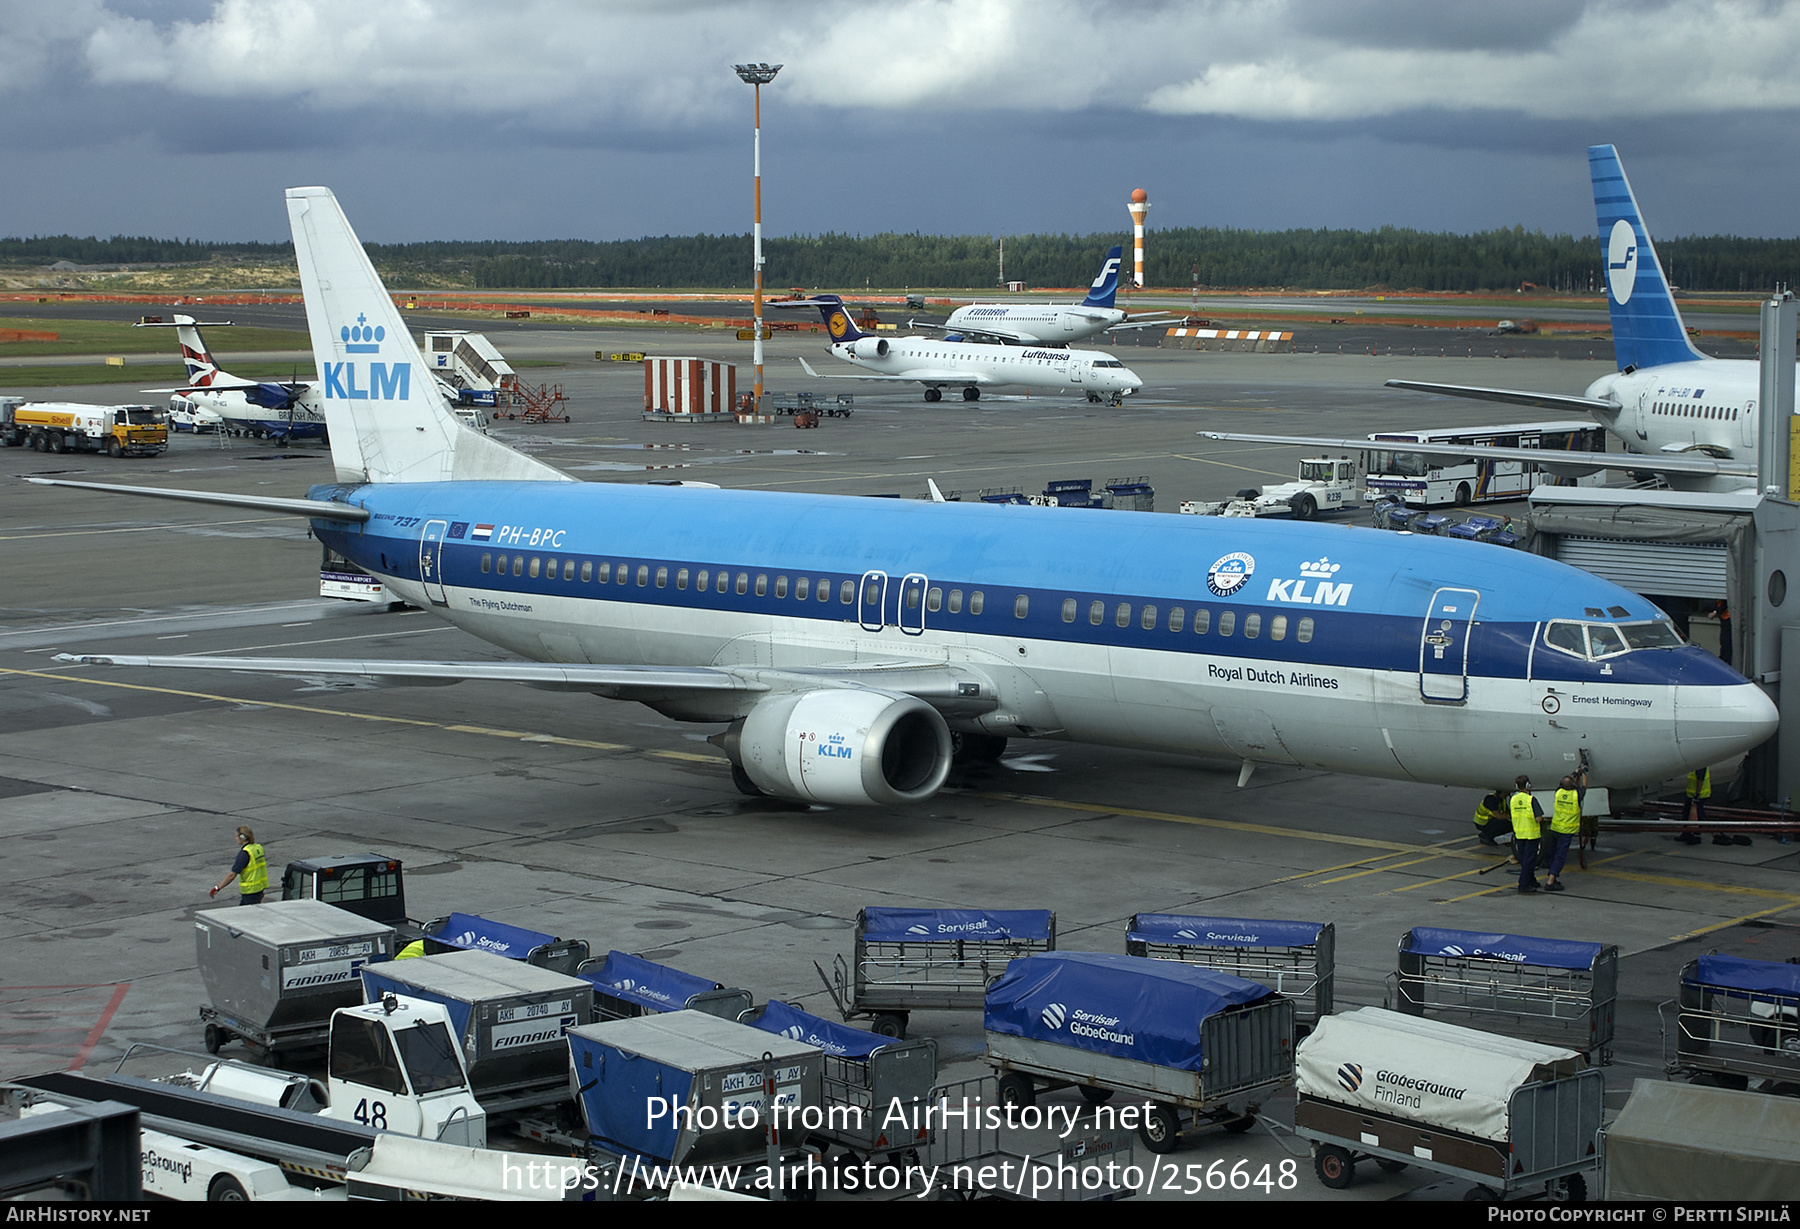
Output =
[
  {"x1": 567, "y1": 1010, "x2": 822, "y2": 1167},
  {"x1": 360, "y1": 950, "x2": 591, "y2": 1103},
  {"x1": 195, "y1": 900, "x2": 395, "y2": 1055}
]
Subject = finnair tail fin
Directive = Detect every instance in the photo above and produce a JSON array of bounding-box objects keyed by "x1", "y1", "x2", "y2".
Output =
[
  {"x1": 1589, "y1": 145, "x2": 1706, "y2": 370},
  {"x1": 1080, "y1": 246, "x2": 1124, "y2": 309},
  {"x1": 811, "y1": 295, "x2": 868, "y2": 343},
  {"x1": 284, "y1": 186, "x2": 569, "y2": 485}
]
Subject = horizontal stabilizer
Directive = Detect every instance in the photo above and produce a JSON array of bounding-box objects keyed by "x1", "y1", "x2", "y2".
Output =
[
  {"x1": 1385, "y1": 380, "x2": 1618, "y2": 415},
  {"x1": 25, "y1": 478, "x2": 369, "y2": 521}
]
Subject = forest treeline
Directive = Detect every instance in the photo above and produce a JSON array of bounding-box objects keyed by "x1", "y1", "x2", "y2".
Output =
[{"x1": 5, "y1": 227, "x2": 1797, "y2": 293}]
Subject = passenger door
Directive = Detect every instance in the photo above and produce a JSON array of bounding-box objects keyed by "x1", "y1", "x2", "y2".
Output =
[
  {"x1": 419, "y1": 520, "x2": 448, "y2": 606},
  {"x1": 1420, "y1": 588, "x2": 1480, "y2": 702},
  {"x1": 858, "y1": 570, "x2": 888, "y2": 632}
]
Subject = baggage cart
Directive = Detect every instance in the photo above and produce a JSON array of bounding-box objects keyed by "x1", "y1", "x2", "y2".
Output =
[
  {"x1": 567, "y1": 1010, "x2": 822, "y2": 1171},
  {"x1": 576, "y1": 950, "x2": 752, "y2": 1022},
  {"x1": 983, "y1": 952, "x2": 1294, "y2": 1154},
  {"x1": 194, "y1": 900, "x2": 396, "y2": 1058},
  {"x1": 1126, "y1": 913, "x2": 1334, "y2": 1028},
  {"x1": 422, "y1": 911, "x2": 591, "y2": 976},
  {"x1": 739, "y1": 1000, "x2": 938, "y2": 1163},
  {"x1": 1291, "y1": 1007, "x2": 1600, "y2": 1201},
  {"x1": 1661, "y1": 953, "x2": 1800, "y2": 1089},
  {"x1": 1390, "y1": 926, "x2": 1618, "y2": 1063},
  {"x1": 1601, "y1": 1077, "x2": 1800, "y2": 1199},
  {"x1": 817, "y1": 907, "x2": 1055, "y2": 1038},
  {"x1": 359, "y1": 950, "x2": 591, "y2": 1109},
  {"x1": 921, "y1": 1075, "x2": 1138, "y2": 1201}
]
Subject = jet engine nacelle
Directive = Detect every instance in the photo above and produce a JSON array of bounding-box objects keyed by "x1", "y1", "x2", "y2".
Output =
[
  {"x1": 735, "y1": 689, "x2": 952, "y2": 806},
  {"x1": 850, "y1": 337, "x2": 889, "y2": 360}
]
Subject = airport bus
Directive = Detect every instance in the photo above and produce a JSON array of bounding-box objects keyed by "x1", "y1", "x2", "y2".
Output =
[{"x1": 1363, "y1": 420, "x2": 1609, "y2": 508}]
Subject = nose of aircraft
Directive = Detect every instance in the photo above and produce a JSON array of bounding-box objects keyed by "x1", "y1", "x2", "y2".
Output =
[{"x1": 1673, "y1": 673, "x2": 1779, "y2": 767}]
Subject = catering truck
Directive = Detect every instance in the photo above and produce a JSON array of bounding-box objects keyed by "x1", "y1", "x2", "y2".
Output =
[{"x1": 1, "y1": 400, "x2": 168, "y2": 456}]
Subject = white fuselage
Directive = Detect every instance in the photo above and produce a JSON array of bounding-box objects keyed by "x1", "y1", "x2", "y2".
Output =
[
  {"x1": 943, "y1": 302, "x2": 1125, "y2": 344},
  {"x1": 1585, "y1": 358, "x2": 1798, "y2": 487},
  {"x1": 830, "y1": 336, "x2": 1143, "y2": 398}
]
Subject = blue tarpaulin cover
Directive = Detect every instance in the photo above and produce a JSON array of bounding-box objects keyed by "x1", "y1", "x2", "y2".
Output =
[
  {"x1": 1691, "y1": 954, "x2": 1800, "y2": 998},
  {"x1": 1129, "y1": 914, "x2": 1323, "y2": 948},
  {"x1": 743, "y1": 1001, "x2": 890, "y2": 1059},
  {"x1": 578, "y1": 950, "x2": 718, "y2": 1013},
  {"x1": 861, "y1": 908, "x2": 1052, "y2": 944},
  {"x1": 427, "y1": 912, "x2": 554, "y2": 960},
  {"x1": 985, "y1": 952, "x2": 1272, "y2": 1071},
  {"x1": 567, "y1": 1028, "x2": 696, "y2": 1163},
  {"x1": 1404, "y1": 927, "x2": 1603, "y2": 971}
]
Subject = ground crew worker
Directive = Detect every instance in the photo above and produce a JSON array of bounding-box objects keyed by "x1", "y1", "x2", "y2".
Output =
[
  {"x1": 1680, "y1": 766, "x2": 1710, "y2": 845},
  {"x1": 1544, "y1": 770, "x2": 1585, "y2": 892},
  {"x1": 397, "y1": 940, "x2": 426, "y2": 959},
  {"x1": 1472, "y1": 786, "x2": 1510, "y2": 845},
  {"x1": 1510, "y1": 775, "x2": 1545, "y2": 894},
  {"x1": 211, "y1": 826, "x2": 267, "y2": 905}
]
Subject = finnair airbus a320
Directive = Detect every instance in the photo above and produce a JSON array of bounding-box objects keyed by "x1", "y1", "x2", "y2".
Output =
[
  {"x1": 913, "y1": 246, "x2": 1169, "y2": 346},
  {"x1": 799, "y1": 295, "x2": 1144, "y2": 404},
  {"x1": 35, "y1": 187, "x2": 1775, "y2": 810}
]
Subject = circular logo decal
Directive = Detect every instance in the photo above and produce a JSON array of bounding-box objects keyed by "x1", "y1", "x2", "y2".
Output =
[
  {"x1": 1541, "y1": 695, "x2": 1560, "y2": 715},
  {"x1": 1040, "y1": 1002, "x2": 1067, "y2": 1030},
  {"x1": 1207, "y1": 552, "x2": 1255, "y2": 597},
  {"x1": 827, "y1": 310, "x2": 849, "y2": 339},
  {"x1": 1606, "y1": 219, "x2": 1638, "y2": 305}
]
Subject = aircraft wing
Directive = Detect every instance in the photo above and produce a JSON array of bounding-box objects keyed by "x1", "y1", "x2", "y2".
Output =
[
  {"x1": 797, "y1": 357, "x2": 991, "y2": 385},
  {"x1": 1385, "y1": 379, "x2": 1619, "y2": 416},
  {"x1": 1105, "y1": 313, "x2": 1177, "y2": 333},
  {"x1": 52, "y1": 653, "x2": 999, "y2": 714},
  {"x1": 1197, "y1": 431, "x2": 1757, "y2": 479},
  {"x1": 24, "y1": 477, "x2": 369, "y2": 521}
]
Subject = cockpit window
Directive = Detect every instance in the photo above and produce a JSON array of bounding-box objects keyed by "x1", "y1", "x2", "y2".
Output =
[{"x1": 1544, "y1": 619, "x2": 1684, "y2": 661}]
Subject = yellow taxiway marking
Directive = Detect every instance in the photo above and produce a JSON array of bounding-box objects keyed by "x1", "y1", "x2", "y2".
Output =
[
  {"x1": 0, "y1": 667, "x2": 728, "y2": 768},
  {"x1": 1668, "y1": 902, "x2": 1800, "y2": 942}
]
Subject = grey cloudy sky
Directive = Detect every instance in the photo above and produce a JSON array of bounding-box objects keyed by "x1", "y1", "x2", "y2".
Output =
[{"x1": 4, "y1": 0, "x2": 1798, "y2": 244}]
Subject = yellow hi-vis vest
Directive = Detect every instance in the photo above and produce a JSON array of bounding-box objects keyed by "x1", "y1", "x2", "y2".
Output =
[
  {"x1": 1552, "y1": 789, "x2": 1582, "y2": 835},
  {"x1": 1509, "y1": 791, "x2": 1541, "y2": 841},
  {"x1": 1687, "y1": 769, "x2": 1711, "y2": 800},
  {"x1": 240, "y1": 843, "x2": 268, "y2": 895}
]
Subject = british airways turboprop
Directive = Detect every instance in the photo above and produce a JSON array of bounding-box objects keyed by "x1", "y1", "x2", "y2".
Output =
[
  {"x1": 35, "y1": 187, "x2": 1777, "y2": 809},
  {"x1": 911, "y1": 246, "x2": 1170, "y2": 347},
  {"x1": 1214, "y1": 147, "x2": 1776, "y2": 489},
  {"x1": 798, "y1": 296, "x2": 1144, "y2": 404},
  {"x1": 138, "y1": 314, "x2": 329, "y2": 441}
]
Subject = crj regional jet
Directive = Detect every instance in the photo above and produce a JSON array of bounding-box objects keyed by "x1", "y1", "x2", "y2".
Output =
[
  {"x1": 1205, "y1": 146, "x2": 1779, "y2": 491},
  {"x1": 796, "y1": 296, "x2": 1145, "y2": 404},
  {"x1": 138, "y1": 314, "x2": 329, "y2": 441},
  {"x1": 911, "y1": 246, "x2": 1170, "y2": 346},
  {"x1": 36, "y1": 187, "x2": 1776, "y2": 808}
]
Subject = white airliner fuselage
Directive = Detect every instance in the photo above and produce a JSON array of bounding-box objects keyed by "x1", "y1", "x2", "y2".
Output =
[
  {"x1": 941, "y1": 301, "x2": 1126, "y2": 345},
  {"x1": 824, "y1": 334, "x2": 1143, "y2": 403}
]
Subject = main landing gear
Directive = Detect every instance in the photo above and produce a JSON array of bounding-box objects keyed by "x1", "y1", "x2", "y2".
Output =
[
  {"x1": 962, "y1": 386, "x2": 980, "y2": 401},
  {"x1": 924, "y1": 388, "x2": 942, "y2": 402}
]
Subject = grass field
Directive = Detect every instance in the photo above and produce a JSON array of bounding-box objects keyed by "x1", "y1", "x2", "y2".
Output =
[
  {"x1": 0, "y1": 316, "x2": 310, "y2": 357},
  {"x1": 0, "y1": 361, "x2": 314, "y2": 390}
]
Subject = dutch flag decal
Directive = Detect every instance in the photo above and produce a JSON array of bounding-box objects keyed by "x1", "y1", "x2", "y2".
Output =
[{"x1": 472, "y1": 524, "x2": 493, "y2": 540}]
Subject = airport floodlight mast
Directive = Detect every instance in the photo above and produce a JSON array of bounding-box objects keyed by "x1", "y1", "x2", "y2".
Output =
[{"x1": 734, "y1": 62, "x2": 782, "y2": 411}]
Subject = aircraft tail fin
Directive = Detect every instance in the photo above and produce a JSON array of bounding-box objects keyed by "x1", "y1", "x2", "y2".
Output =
[
  {"x1": 1080, "y1": 246, "x2": 1124, "y2": 309},
  {"x1": 1589, "y1": 145, "x2": 1707, "y2": 370},
  {"x1": 284, "y1": 186, "x2": 569, "y2": 485},
  {"x1": 811, "y1": 295, "x2": 867, "y2": 343},
  {"x1": 173, "y1": 315, "x2": 224, "y2": 386}
]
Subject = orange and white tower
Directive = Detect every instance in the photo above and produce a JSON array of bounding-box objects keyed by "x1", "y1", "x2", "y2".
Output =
[{"x1": 1127, "y1": 188, "x2": 1150, "y2": 288}]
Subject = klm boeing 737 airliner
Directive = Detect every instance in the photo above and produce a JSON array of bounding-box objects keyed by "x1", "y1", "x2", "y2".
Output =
[{"x1": 36, "y1": 187, "x2": 1777, "y2": 809}]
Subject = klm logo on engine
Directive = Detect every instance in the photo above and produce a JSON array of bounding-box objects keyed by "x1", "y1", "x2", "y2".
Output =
[
  {"x1": 818, "y1": 732, "x2": 853, "y2": 759},
  {"x1": 324, "y1": 312, "x2": 411, "y2": 401}
]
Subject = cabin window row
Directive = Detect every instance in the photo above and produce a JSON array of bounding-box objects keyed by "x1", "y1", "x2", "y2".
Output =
[{"x1": 1055, "y1": 597, "x2": 1314, "y2": 642}]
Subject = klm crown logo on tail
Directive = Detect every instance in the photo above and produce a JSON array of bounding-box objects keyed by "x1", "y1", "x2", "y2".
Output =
[
  {"x1": 1081, "y1": 246, "x2": 1124, "y2": 309},
  {"x1": 324, "y1": 312, "x2": 411, "y2": 402}
]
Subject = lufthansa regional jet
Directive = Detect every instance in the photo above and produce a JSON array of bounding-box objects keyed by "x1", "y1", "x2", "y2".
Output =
[
  {"x1": 1206, "y1": 146, "x2": 1777, "y2": 491},
  {"x1": 912, "y1": 246, "x2": 1170, "y2": 347},
  {"x1": 32, "y1": 186, "x2": 1777, "y2": 810},
  {"x1": 799, "y1": 295, "x2": 1144, "y2": 404}
]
